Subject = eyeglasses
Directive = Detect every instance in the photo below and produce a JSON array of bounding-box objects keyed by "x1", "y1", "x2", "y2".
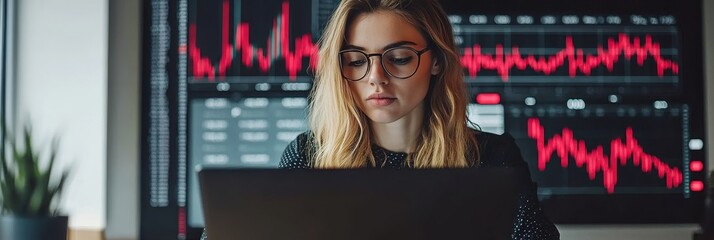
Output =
[{"x1": 339, "y1": 46, "x2": 431, "y2": 81}]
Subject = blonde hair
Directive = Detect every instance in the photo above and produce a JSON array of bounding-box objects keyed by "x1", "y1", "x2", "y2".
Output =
[{"x1": 308, "y1": 0, "x2": 478, "y2": 168}]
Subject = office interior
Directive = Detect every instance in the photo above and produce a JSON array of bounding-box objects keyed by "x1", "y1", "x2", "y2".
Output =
[{"x1": 2, "y1": 0, "x2": 714, "y2": 240}]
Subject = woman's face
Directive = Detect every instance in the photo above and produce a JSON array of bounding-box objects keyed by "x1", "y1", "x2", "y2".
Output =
[{"x1": 343, "y1": 11, "x2": 438, "y2": 124}]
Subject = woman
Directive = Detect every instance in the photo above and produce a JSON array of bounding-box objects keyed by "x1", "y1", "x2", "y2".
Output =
[
  {"x1": 203, "y1": 0, "x2": 560, "y2": 239},
  {"x1": 281, "y1": 0, "x2": 560, "y2": 238}
]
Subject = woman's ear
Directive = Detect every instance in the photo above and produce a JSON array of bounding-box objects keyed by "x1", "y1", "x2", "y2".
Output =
[{"x1": 430, "y1": 59, "x2": 442, "y2": 75}]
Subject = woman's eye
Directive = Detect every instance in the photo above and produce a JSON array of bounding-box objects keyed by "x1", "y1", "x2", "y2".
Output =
[
  {"x1": 348, "y1": 59, "x2": 367, "y2": 67},
  {"x1": 390, "y1": 56, "x2": 413, "y2": 65}
]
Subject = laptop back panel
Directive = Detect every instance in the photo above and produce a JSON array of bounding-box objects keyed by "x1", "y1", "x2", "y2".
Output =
[{"x1": 198, "y1": 168, "x2": 525, "y2": 240}]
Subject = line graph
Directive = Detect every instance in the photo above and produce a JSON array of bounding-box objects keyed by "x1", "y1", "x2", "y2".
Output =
[
  {"x1": 189, "y1": 0, "x2": 317, "y2": 81},
  {"x1": 460, "y1": 33, "x2": 679, "y2": 81},
  {"x1": 526, "y1": 117, "x2": 683, "y2": 194}
]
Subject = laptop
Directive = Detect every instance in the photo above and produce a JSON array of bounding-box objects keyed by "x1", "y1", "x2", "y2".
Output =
[{"x1": 198, "y1": 167, "x2": 528, "y2": 240}]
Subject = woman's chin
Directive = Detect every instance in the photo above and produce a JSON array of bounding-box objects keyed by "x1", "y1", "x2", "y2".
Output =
[{"x1": 366, "y1": 111, "x2": 403, "y2": 124}]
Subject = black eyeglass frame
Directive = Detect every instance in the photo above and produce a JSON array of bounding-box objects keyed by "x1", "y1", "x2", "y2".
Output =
[{"x1": 338, "y1": 46, "x2": 431, "y2": 81}]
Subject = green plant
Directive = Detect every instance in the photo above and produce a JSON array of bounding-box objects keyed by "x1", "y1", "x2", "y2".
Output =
[{"x1": 0, "y1": 125, "x2": 70, "y2": 216}]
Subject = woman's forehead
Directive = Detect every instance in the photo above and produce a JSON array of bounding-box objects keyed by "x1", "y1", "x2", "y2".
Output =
[{"x1": 344, "y1": 11, "x2": 427, "y2": 51}]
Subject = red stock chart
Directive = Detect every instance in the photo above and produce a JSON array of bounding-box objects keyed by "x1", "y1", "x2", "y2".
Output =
[
  {"x1": 450, "y1": 13, "x2": 699, "y2": 199},
  {"x1": 526, "y1": 117, "x2": 683, "y2": 194},
  {"x1": 188, "y1": 0, "x2": 318, "y2": 82},
  {"x1": 451, "y1": 15, "x2": 681, "y2": 84},
  {"x1": 460, "y1": 33, "x2": 680, "y2": 81},
  {"x1": 503, "y1": 103, "x2": 691, "y2": 195}
]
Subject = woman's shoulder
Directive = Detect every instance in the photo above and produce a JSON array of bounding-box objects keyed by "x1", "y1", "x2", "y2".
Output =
[
  {"x1": 293, "y1": 131, "x2": 314, "y2": 145},
  {"x1": 279, "y1": 131, "x2": 315, "y2": 169},
  {"x1": 472, "y1": 129, "x2": 527, "y2": 168}
]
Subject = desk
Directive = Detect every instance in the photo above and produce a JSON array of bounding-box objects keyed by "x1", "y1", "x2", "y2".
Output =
[
  {"x1": 557, "y1": 224, "x2": 700, "y2": 240},
  {"x1": 69, "y1": 228, "x2": 104, "y2": 240}
]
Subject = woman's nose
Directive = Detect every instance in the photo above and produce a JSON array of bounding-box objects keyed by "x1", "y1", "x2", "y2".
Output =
[{"x1": 366, "y1": 56, "x2": 389, "y2": 86}]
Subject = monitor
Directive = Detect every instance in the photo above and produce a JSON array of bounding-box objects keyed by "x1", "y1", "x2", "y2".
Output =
[{"x1": 141, "y1": 0, "x2": 706, "y2": 239}]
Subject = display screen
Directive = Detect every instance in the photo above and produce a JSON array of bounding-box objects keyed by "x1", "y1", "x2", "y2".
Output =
[{"x1": 141, "y1": 0, "x2": 706, "y2": 239}]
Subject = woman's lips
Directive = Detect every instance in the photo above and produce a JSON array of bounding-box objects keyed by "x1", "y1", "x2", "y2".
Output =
[
  {"x1": 367, "y1": 93, "x2": 396, "y2": 106},
  {"x1": 368, "y1": 98, "x2": 396, "y2": 106}
]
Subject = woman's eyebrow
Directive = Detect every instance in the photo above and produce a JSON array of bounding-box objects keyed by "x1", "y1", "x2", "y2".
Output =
[
  {"x1": 381, "y1": 41, "x2": 418, "y2": 50},
  {"x1": 342, "y1": 41, "x2": 418, "y2": 51}
]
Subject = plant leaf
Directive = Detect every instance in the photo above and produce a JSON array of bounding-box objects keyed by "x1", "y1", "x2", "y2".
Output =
[
  {"x1": 24, "y1": 126, "x2": 38, "y2": 199},
  {"x1": 0, "y1": 121, "x2": 70, "y2": 216},
  {"x1": 12, "y1": 142, "x2": 26, "y2": 192},
  {"x1": 28, "y1": 169, "x2": 50, "y2": 215},
  {"x1": 14, "y1": 173, "x2": 30, "y2": 214},
  {"x1": 37, "y1": 137, "x2": 61, "y2": 215},
  {"x1": 45, "y1": 137, "x2": 59, "y2": 187},
  {"x1": 0, "y1": 137, "x2": 11, "y2": 194},
  {"x1": 0, "y1": 150, "x2": 16, "y2": 213},
  {"x1": 0, "y1": 179, "x2": 16, "y2": 212},
  {"x1": 45, "y1": 168, "x2": 70, "y2": 216}
]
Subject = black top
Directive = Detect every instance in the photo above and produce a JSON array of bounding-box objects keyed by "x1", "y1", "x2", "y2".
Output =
[{"x1": 201, "y1": 130, "x2": 560, "y2": 240}]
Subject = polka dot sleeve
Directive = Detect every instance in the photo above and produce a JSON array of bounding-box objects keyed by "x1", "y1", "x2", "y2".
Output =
[
  {"x1": 499, "y1": 133, "x2": 560, "y2": 240},
  {"x1": 278, "y1": 131, "x2": 312, "y2": 169}
]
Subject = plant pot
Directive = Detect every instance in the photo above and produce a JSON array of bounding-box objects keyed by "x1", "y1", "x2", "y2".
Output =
[{"x1": 0, "y1": 215, "x2": 68, "y2": 240}]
